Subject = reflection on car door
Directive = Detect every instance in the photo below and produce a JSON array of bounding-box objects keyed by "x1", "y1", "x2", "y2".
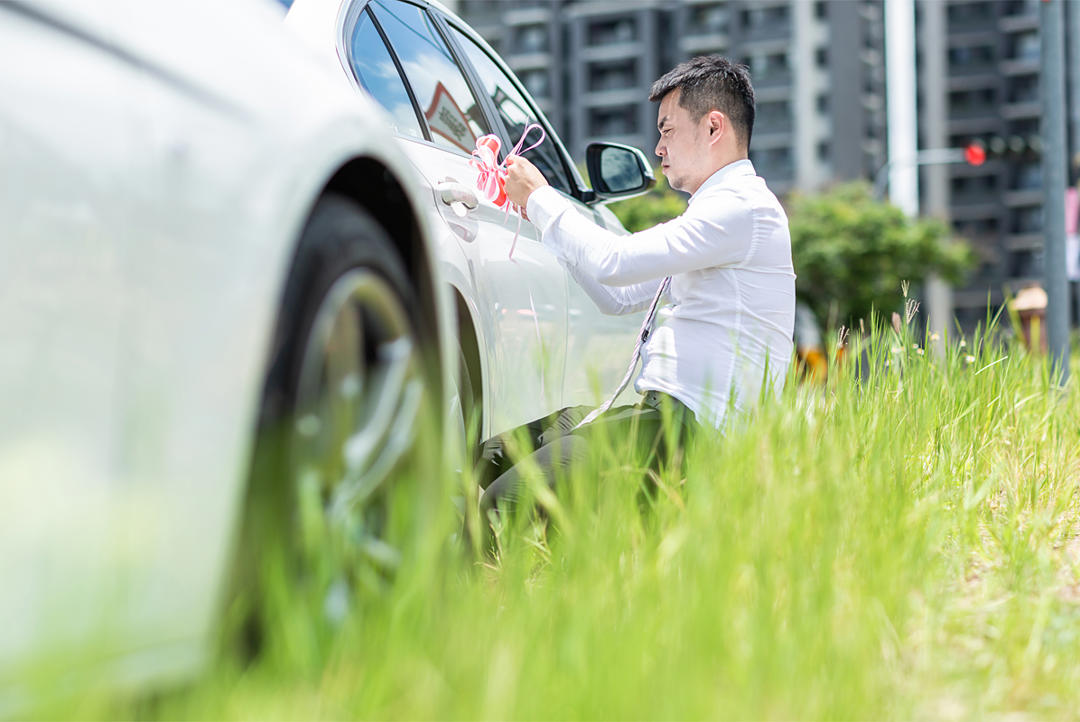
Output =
[
  {"x1": 357, "y1": 0, "x2": 569, "y2": 435},
  {"x1": 446, "y1": 21, "x2": 646, "y2": 410}
]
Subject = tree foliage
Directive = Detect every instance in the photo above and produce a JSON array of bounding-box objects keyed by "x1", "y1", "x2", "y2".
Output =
[
  {"x1": 606, "y1": 170, "x2": 687, "y2": 232},
  {"x1": 787, "y1": 182, "x2": 975, "y2": 327}
]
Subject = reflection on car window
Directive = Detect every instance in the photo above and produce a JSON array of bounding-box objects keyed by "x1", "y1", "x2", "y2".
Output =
[
  {"x1": 348, "y1": 9, "x2": 423, "y2": 140},
  {"x1": 450, "y1": 28, "x2": 572, "y2": 194},
  {"x1": 369, "y1": 0, "x2": 489, "y2": 154},
  {"x1": 600, "y1": 148, "x2": 640, "y2": 192}
]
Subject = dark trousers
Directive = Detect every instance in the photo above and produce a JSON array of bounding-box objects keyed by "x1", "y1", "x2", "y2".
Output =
[{"x1": 475, "y1": 391, "x2": 698, "y2": 527}]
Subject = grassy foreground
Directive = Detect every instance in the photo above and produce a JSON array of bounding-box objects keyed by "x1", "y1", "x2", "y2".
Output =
[{"x1": 115, "y1": 312, "x2": 1079, "y2": 720}]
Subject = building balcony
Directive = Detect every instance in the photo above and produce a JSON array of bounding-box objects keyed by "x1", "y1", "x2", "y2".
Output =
[
  {"x1": 581, "y1": 88, "x2": 643, "y2": 106},
  {"x1": 754, "y1": 118, "x2": 793, "y2": 136},
  {"x1": 1002, "y1": 189, "x2": 1043, "y2": 207},
  {"x1": 947, "y1": 75, "x2": 1001, "y2": 94},
  {"x1": 754, "y1": 71, "x2": 793, "y2": 91},
  {"x1": 582, "y1": 132, "x2": 642, "y2": 149},
  {"x1": 999, "y1": 14, "x2": 1039, "y2": 33},
  {"x1": 505, "y1": 51, "x2": 552, "y2": 70},
  {"x1": 1004, "y1": 232, "x2": 1044, "y2": 251},
  {"x1": 504, "y1": 7, "x2": 552, "y2": 26},
  {"x1": 947, "y1": 61, "x2": 998, "y2": 79},
  {"x1": 950, "y1": 201, "x2": 1003, "y2": 221},
  {"x1": 680, "y1": 33, "x2": 728, "y2": 55},
  {"x1": 945, "y1": 20, "x2": 998, "y2": 37},
  {"x1": 1000, "y1": 101, "x2": 1041, "y2": 120},
  {"x1": 580, "y1": 44, "x2": 641, "y2": 62},
  {"x1": 950, "y1": 160, "x2": 1005, "y2": 179},
  {"x1": 949, "y1": 105, "x2": 1000, "y2": 121},
  {"x1": 742, "y1": 24, "x2": 792, "y2": 44},
  {"x1": 950, "y1": 187, "x2": 1002, "y2": 207},
  {"x1": 999, "y1": 57, "x2": 1040, "y2": 75},
  {"x1": 751, "y1": 132, "x2": 793, "y2": 150},
  {"x1": 954, "y1": 285, "x2": 1006, "y2": 309},
  {"x1": 946, "y1": 116, "x2": 1003, "y2": 135}
]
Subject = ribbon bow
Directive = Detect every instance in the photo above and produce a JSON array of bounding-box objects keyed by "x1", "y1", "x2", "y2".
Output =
[{"x1": 469, "y1": 123, "x2": 546, "y2": 260}]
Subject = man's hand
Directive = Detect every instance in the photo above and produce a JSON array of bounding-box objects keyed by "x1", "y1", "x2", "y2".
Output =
[{"x1": 504, "y1": 155, "x2": 548, "y2": 210}]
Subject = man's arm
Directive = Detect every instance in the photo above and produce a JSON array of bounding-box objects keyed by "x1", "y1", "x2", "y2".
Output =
[
  {"x1": 506, "y1": 155, "x2": 756, "y2": 286},
  {"x1": 561, "y1": 259, "x2": 662, "y2": 315}
]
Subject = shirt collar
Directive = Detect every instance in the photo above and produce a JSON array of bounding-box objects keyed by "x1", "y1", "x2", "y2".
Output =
[{"x1": 688, "y1": 159, "x2": 756, "y2": 204}]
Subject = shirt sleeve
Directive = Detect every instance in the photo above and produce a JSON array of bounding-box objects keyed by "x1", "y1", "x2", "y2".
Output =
[
  {"x1": 560, "y1": 259, "x2": 662, "y2": 315},
  {"x1": 527, "y1": 184, "x2": 756, "y2": 286}
]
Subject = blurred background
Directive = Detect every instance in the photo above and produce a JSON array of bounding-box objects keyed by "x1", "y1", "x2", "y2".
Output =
[{"x1": 443, "y1": 0, "x2": 1080, "y2": 335}]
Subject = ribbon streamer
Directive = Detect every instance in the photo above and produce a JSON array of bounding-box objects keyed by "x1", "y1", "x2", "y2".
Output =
[{"x1": 469, "y1": 123, "x2": 546, "y2": 260}]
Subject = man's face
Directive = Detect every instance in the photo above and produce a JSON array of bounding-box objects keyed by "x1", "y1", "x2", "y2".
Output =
[{"x1": 654, "y1": 89, "x2": 712, "y2": 194}]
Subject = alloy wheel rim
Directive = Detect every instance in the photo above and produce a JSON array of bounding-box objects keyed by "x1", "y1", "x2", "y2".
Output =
[{"x1": 290, "y1": 269, "x2": 424, "y2": 616}]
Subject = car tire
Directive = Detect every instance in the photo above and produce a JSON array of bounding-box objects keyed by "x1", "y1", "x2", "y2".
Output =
[{"x1": 224, "y1": 193, "x2": 441, "y2": 658}]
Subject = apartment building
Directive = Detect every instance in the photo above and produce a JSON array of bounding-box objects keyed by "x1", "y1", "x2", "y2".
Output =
[
  {"x1": 459, "y1": 0, "x2": 887, "y2": 198},
  {"x1": 921, "y1": 0, "x2": 1079, "y2": 327}
]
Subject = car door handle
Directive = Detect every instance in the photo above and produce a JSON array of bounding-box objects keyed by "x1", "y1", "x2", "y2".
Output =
[{"x1": 437, "y1": 180, "x2": 478, "y2": 210}]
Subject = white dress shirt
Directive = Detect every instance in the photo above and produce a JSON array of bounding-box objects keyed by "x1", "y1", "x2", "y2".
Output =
[{"x1": 526, "y1": 159, "x2": 795, "y2": 429}]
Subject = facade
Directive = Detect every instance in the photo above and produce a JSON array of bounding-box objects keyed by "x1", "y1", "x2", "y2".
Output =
[
  {"x1": 459, "y1": 0, "x2": 888, "y2": 198},
  {"x1": 921, "y1": 0, "x2": 1079, "y2": 326},
  {"x1": 459, "y1": 0, "x2": 1079, "y2": 328}
]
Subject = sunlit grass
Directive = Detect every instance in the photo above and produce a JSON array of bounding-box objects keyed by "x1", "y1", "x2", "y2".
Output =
[{"x1": 87, "y1": 309, "x2": 1080, "y2": 719}]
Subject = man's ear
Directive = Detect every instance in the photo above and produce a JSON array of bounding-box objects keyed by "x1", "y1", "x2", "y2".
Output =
[{"x1": 707, "y1": 110, "x2": 725, "y2": 144}]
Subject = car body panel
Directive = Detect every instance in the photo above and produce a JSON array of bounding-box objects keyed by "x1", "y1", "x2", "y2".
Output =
[{"x1": 0, "y1": 0, "x2": 454, "y2": 703}]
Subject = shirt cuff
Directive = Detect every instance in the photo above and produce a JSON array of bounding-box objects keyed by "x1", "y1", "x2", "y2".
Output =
[{"x1": 526, "y1": 185, "x2": 572, "y2": 236}]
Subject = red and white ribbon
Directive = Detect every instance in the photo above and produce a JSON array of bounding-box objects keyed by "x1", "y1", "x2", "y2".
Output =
[{"x1": 469, "y1": 123, "x2": 546, "y2": 260}]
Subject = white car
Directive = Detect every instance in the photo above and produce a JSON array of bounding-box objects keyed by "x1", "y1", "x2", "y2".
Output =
[
  {"x1": 0, "y1": 0, "x2": 454, "y2": 707},
  {"x1": 285, "y1": 0, "x2": 655, "y2": 442}
]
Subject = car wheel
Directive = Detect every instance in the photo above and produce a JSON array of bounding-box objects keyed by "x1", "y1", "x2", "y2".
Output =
[{"x1": 226, "y1": 194, "x2": 441, "y2": 656}]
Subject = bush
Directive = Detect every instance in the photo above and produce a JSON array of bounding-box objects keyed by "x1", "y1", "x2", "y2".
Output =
[
  {"x1": 606, "y1": 170, "x2": 687, "y2": 233},
  {"x1": 787, "y1": 182, "x2": 975, "y2": 328}
]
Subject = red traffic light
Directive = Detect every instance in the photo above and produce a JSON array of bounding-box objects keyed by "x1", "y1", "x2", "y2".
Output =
[{"x1": 964, "y1": 142, "x2": 987, "y2": 166}]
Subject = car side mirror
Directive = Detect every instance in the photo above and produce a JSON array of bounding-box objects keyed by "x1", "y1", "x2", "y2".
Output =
[{"x1": 584, "y1": 142, "x2": 655, "y2": 203}]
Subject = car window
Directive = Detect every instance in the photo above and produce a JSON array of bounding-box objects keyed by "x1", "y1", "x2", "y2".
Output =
[
  {"x1": 348, "y1": 9, "x2": 424, "y2": 141},
  {"x1": 449, "y1": 27, "x2": 573, "y2": 195},
  {"x1": 368, "y1": 0, "x2": 489, "y2": 154}
]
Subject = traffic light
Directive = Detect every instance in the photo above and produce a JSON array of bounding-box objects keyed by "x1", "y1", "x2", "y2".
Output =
[
  {"x1": 962, "y1": 135, "x2": 1042, "y2": 163},
  {"x1": 965, "y1": 142, "x2": 986, "y2": 166}
]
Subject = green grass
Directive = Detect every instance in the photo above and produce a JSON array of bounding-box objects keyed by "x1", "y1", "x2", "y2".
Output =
[{"x1": 95, "y1": 311, "x2": 1080, "y2": 719}]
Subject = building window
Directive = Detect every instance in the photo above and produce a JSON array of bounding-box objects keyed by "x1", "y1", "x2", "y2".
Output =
[
  {"x1": 1008, "y1": 250, "x2": 1043, "y2": 278},
  {"x1": 947, "y1": 2, "x2": 995, "y2": 26},
  {"x1": 589, "y1": 105, "x2": 637, "y2": 136},
  {"x1": 1011, "y1": 206, "x2": 1043, "y2": 234},
  {"x1": 814, "y1": 1, "x2": 827, "y2": 20},
  {"x1": 949, "y1": 88, "x2": 996, "y2": 114},
  {"x1": 588, "y1": 60, "x2": 637, "y2": 92},
  {"x1": 587, "y1": 17, "x2": 636, "y2": 46},
  {"x1": 1007, "y1": 31, "x2": 1040, "y2": 62},
  {"x1": 741, "y1": 5, "x2": 789, "y2": 29},
  {"x1": 815, "y1": 47, "x2": 828, "y2": 68},
  {"x1": 1012, "y1": 163, "x2": 1042, "y2": 190},
  {"x1": 1006, "y1": 75, "x2": 1039, "y2": 104},
  {"x1": 817, "y1": 141, "x2": 830, "y2": 162},
  {"x1": 1003, "y1": 0, "x2": 1040, "y2": 17},
  {"x1": 947, "y1": 44, "x2": 995, "y2": 68},
  {"x1": 514, "y1": 24, "x2": 548, "y2": 54},
  {"x1": 756, "y1": 100, "x2": 790, "y2": 131},
  {"x1": 519, "y1": 69, "x2": 550, "y2": 99},
  {"x1": 688, "y1": 3, "x2": 728, "y2": 35},
  {"x1": 816, "y1": 93, "x2": 830, "y2": 114}
]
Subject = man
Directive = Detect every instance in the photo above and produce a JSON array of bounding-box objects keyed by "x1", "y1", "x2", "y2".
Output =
[{"x1": 475, "y1": 55, "x2": 795, "y2": 528}]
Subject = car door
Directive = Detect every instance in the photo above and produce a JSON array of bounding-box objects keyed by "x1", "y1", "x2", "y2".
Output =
[
  {"x1": 346, "y1": 0, "x2": 569, "y2": 436},
  {"x1": 439, "y1": 17, "x2": 647, "y2": 410}
]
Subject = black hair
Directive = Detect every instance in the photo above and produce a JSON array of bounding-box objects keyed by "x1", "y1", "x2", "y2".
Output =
[{"x1": 649, "y1": 55, "x2": 755, "y2": 150}]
